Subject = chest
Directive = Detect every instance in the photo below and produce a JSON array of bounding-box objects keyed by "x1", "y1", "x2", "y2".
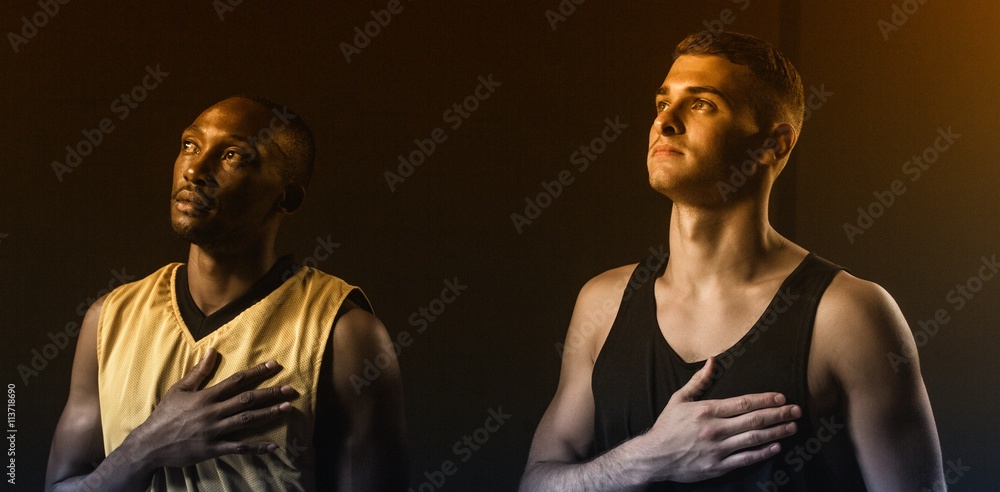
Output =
[
  {"x1": 652, "y1": 281, "x2": 839, "y2": 424},
  {"x1": 654, "y1": 280, "x2": 786, "y2": 362}
]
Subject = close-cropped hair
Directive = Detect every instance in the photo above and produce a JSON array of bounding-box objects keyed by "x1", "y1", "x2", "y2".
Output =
[
  {"x1": 232, "y1": 94, "x2": 316, "y2": 187},
  {"x1": 674, "y1": 31, "x2": 805, "y2": 132}
]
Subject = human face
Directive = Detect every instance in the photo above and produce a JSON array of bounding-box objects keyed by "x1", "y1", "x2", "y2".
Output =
[
  {"x1": 170, "y1": 98, "x2": 289, "y2": 248},
  {"x1": 647, "y1": 55, "x2": 761, "y2": 204}
]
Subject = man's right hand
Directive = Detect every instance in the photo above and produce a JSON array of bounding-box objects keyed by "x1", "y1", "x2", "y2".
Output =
[
  {"x1": 128, "y1": 348, "x2": 299, "y2": 469},
  {"x1": 633, "y1": 356, "x2": 801, "y2": 483}
]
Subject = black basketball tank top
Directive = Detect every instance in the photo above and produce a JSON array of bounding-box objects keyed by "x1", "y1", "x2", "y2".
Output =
[{"x1": 592, "y1": 252, "x2": 868, "y2": 491}]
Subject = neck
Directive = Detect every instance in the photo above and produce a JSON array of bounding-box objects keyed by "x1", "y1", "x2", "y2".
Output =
[
  {"x1": 664, "y1": 196, "x2": 788, "y2": 292},
  {"x1": 185, "y1": 240, "x2": 277, "y2": 317}
]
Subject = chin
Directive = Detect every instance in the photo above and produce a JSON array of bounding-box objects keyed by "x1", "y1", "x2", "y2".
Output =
[
  {"x1": 647, "y1": 170, "x2": 681, "y2": 196},
  {"x1": 170, "y1": 218, "x2": 221, "y2": 247}
]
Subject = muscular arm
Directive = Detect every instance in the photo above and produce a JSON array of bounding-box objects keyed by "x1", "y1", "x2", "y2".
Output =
[
  {"x1": 521, "y1": 271, "x2": 638, "y2": 490},
  {"x1": 46, "y1": 297, "x2": 300, "y2": 491},
  {"x1": 329, "y1": 302, "x2": 408, "y2": 491},
  {"x1": 521, "y1": 268, "x2": 801, "y2": 491},
  {"x1": 815, "y1": 274, "x2": 945, "y2": 491},
  {"x1": 45, "y1": 296, "x2": 159, "y2": 491}
]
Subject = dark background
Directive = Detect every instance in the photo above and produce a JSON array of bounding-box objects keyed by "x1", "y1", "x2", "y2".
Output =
[{"x1": 1, "y1": 0, "x2": 997, "y2": 490}]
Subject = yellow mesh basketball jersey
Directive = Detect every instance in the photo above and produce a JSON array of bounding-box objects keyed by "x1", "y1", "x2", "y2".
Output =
[{"x1": 96, "y1": 263, "x2": 368, "y2": 491}]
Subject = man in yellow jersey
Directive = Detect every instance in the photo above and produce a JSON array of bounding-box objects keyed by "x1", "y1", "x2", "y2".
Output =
[
  {"x1": 521, "y1": 31, "x2": 944, "y2": 491},
  {"x1": 45, "y1": 96, "x2": 407, "y2": 491}
]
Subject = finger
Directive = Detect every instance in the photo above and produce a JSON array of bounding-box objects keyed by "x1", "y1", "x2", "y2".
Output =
[
  {"x1": 207, "y1": 360, "x2": 282, "y2": 400},
  {"x1": 174, "y1": 348, "x2": 218, "y2": 391},
  {"x1": 717, "y1": 404, "x2": 802, "y2": 438},
  {"x1": 216, "y1": 402, "x2": 294, "y2": 435},
  {"x1": 214, "y1": 441, "x2": 279, "y2": 457},
  {"x1": 715, "y1": 442, "x2": 785, "y2": 476},
  {"x1": 218, "y1": 385, "x2": 299, "y2": 418},
  {"x1": 670, "y1": 356, "x2": 717, "y2": 403},
  {"x1": 713, "y1": 392, "x2": 794, "y2": 418},
  {"x1": 719, "y1": 421, "x2": 798, "y2": 455}
]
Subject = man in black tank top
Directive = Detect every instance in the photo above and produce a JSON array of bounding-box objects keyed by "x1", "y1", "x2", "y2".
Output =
[{"x1": 522, "y1": 31, "x2": 944, "y2": 491}]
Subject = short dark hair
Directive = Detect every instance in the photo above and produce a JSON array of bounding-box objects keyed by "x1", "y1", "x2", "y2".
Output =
[
  {"x1": 232, "y1": 94, "x2": 316, "y2": 187},
  {"x1": 673, "y1": 31, "x2": 805, "y2": 132}
]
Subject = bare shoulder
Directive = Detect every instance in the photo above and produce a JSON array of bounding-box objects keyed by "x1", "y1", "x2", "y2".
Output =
[
  {"x1": 816, "y1": 271, "x2": 909, "y2": 341},
  {"x1": 814, "y1": 270, "x2": 920, "y2": 380},
  {"x1": 79, "y1": 294, "x2": 108, "y2": 358},
  {"x1": 812, "y1": 270, "x2": 944, "y2": 491},
  {"x1": 84, "y1": 294, "x2": 107, "y2": 326},
  {"x1": 330, "y1": 299, "x2": 391, "y2": 358},
  {"x1": 566, "y1": 264, "x2": 641, "y2": 364},
  {"x1": 579, "y1": 264, "x2": 638, "y2": 304}
]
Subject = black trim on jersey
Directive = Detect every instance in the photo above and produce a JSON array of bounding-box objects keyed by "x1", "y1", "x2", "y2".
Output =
[{"x1": 175, "y1": 254, "x2": 300, "y2": 342}]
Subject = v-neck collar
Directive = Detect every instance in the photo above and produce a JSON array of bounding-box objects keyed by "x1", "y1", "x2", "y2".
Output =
[{"x1": 174, "y1": 254, "x2": 299, "y2": 342}]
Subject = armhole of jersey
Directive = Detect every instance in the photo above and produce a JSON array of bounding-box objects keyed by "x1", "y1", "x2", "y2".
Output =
[
  {"x1": 592, "y1": 263, "x2": 645, "y2": 387},
  {"x1": 95, "y1": 295, "x2": 108, "y2": 385},
  {"x1": 346, "y1": 287, "x2": 374, "y2": 315}
]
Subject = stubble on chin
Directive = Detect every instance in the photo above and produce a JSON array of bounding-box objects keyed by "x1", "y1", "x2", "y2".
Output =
[{"x1": 170, "y1": 213, "x2": 221, "y2": 248}]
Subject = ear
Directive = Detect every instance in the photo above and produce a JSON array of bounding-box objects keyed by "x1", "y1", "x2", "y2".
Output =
[
  {"x1": 277, "y1": 184, "x2": 306, "y2": 215},
  {"x1": 766, "y1": 123, "x2": 797, "y2": 164}
]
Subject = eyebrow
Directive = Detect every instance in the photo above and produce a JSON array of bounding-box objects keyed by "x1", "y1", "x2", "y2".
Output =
[
  {"x1": 656, "y1": 85, "x2": 732, "y2": 106},
  {"x1": 183, "y1": 124, "x2": 255, "y2": 145}
]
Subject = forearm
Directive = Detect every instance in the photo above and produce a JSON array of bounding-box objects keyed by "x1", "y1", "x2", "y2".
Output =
[
  {"x1": 520, "y1": 439, "x2": 650, "y2": 492},
  {"x1": 48, "y1": 435, "x2": 156, "y2": 492}
]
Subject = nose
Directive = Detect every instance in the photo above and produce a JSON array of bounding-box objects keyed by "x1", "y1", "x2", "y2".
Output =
[
  {"x1": 653, "y1": 106, "x2": 684, "y2": 136},
  {"x1": 182, "y1": 152, "x2": 215, "y2": 187}
]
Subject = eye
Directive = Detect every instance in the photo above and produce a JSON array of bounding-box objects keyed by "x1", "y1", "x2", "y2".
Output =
[
  {"x1": 181, "y1": 140, "x2": 198, "y2": 153},
  {"x1": 692, "y1": 99, "x2": 714, "y2": 111},
  {"x1": 222, "y1": 148, "x2": 255, "y2": 167},
  {"x1": 656, "y1": 100, "x2": 669, "y2": 112}
]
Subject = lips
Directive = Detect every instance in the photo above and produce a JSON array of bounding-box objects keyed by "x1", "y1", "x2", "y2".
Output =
[
  {"x1": 650, "y1": 144, "x2": 684, "y2": 157},
  {"x1": 172, "y1": 189, "x2": 214, "y2": 212}
]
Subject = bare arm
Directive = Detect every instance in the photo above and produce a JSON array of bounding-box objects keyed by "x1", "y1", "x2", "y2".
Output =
[
  {"x1": 45, "y1": 296, "x2": 158, "y2": 491},
  {"x1": 816, "y1": 275, "x2": 945, "y2": 491},
  {"x1": 521, "y1": 270, "x2": 801, "y2": 491},
  {"x1": 331, "y1": 303, "x2": 408, "y2": 491},
  {"x1": 46, "y1": 297, "x2": 299, "y2": 491}
]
